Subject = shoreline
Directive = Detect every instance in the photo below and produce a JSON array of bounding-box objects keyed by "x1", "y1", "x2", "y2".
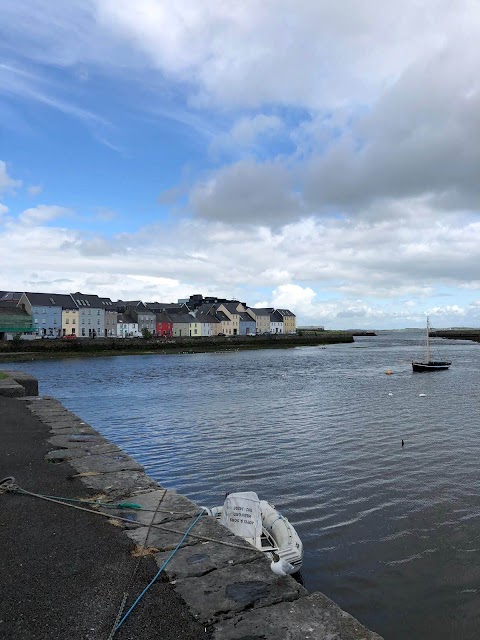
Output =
[
  {"x1": 0, "y1": 370, "x2": 382, "y2": 639},
  {"x1": 0, "y1": 332, "x2": 355, "y2": 363},
  {"x1": 430, "y1": 329, "x2": 480, "y2": 343}
]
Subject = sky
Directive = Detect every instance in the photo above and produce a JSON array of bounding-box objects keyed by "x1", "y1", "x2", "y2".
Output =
[{"x1": 1, "y1": 1, "x2": 480, "y2": 329}]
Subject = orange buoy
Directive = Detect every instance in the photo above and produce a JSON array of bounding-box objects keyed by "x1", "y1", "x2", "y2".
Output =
[{"x1": 386, "y1": 370, "x2": 392, "y2": 375}]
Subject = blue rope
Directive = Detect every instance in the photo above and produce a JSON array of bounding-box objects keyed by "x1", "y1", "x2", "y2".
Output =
[{"x1": 115, "y1": 508, "x2": 206, "y2": 634}]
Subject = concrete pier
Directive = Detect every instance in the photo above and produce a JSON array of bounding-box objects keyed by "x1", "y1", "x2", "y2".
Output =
[{"x1": 0, "y1": 371, "x2": 383, "y2": 639}]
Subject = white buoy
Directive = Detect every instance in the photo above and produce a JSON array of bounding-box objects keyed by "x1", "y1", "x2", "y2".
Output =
[
  {"x1": 419, "y1": 393, "x2": 426, "y2": 397},
  {"x1": 270, "y1": 552, "x2": 295, "y2": 576},
  {"x1": 388, "y1": 392, "x2": 393, "y2": 396}
]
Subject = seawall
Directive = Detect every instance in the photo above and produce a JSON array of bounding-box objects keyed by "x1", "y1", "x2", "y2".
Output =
[
  {"x1": 0, "y1": 332, "x2": 354, "y2": 362},
  {"x1": 0, "y1": 371, "x2": 383, "y2": 639}
]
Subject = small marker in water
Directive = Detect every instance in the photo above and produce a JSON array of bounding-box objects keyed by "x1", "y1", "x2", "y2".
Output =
[{"x1": 402, "y1": 440, "x2": 404, "y2": 447}]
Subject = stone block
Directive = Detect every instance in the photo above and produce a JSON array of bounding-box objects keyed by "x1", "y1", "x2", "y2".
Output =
[
  {"x1": 47, "y1": 434, "x2": 111, "y2": 449},
  {"x1": 78, "y1": 470, "x2": 157, "y2": 498},
  {"x1": 154, "y1": 536, "x2": 260, "y2": 580},
  {"x1": 112, "y1": 489, "x2": 199, "y2": 526},
  {"x1": 125, "y1": 513, "x2": 248, "y2": 553},
  {"x1": 175, "y1": 557, "x2": 307, "y2": 624},
  {"x1": 45, "y1": 444, "x2": 121, "y2": 461},
  {"x1": 0, "y1": 381, "x2": 25, "y2": 397},
  {"x1": 2, "y1": 371, "x2": 38, "y2": 396},
  {"x1": 211, "y1": 591, "x2": 384, "y2": 639},
  {"x1": 69, "y1": 453, "x2": 144, "y2": 474}
]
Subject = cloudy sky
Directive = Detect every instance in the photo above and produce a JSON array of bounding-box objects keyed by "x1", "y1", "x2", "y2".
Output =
[{"x1": 1, "y1": 1, "x2": 480, "y2": 328}]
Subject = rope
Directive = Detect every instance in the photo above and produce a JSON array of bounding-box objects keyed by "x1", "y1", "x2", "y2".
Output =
[
  {"x1": 267, "y1": 515, "x2": 283, "y2": 530},
  {"x1": 114, "y1": 508, "x2": 206, "y2": 634},
  {"x1": 1, "y1": 479, "x2": 253, "y2": 551},
  {"x1": 107, "y1": 488, "x2": 168, "y2": 640},
  {"x1": 0, "y1": 477, "x2": 15, "y2": 495}
]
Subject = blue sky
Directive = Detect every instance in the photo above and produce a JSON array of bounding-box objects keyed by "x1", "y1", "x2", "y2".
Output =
[{"x1": 2, "y1": 1, "x2": 480, "y2": 328}]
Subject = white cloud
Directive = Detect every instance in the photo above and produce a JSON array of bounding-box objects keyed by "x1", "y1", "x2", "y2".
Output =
[
  {"x1": 2, "y1": 1, "x2": 476, "y2": 110},
  {"x1": 190, "y1": 160, "x2": 304, "y2": 224},
  {"x1": 0, "y1": 203, "x2": 9, "y2": 215},
  {"x1": 2, "y1": 199, "x2": 480, "y2": 327},
  {"x1": 18, "y1": 205, "x2": 72, "y2": 225},
  {"x1": 0, "y1": 160, "x2": 21, "y2": 196},
  {"x1": 211, "y1": 115, "x2": 284, "y2": 156},
  {"x1": 271, "y1": 284, "x2": 316, "y2": 310},
  {"x1": 27, "y1": 184, "x2": 43, "y2": 196}
]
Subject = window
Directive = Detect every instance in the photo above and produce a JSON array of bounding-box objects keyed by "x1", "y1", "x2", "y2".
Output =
[
  {"x1": 72, "y1": 319, "x2": 76, "y2": 324},
  {"x1": 66, "y1": 319, "x2": 69, "y2": 324},
  {"x1": 42, "y1": 319, "x2": 46, "y2": 324}
]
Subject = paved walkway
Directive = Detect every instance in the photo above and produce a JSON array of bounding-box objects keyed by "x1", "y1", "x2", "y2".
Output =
[{"x1": 0, "y1": 396, "x2": 209, "y2": 640}]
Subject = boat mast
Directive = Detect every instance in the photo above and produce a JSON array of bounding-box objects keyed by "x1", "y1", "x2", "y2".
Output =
[{"x1": 426, "y1": 316, "x2": 430, "y2": 363}]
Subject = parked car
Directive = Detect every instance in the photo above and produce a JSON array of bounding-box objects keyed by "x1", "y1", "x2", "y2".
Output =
[
  {"x1": 63, "y1": 334, "x2": 77, "y2": 340},
  {"x1": 217, "y1": 332, "x2": 226, "y2": 337}
]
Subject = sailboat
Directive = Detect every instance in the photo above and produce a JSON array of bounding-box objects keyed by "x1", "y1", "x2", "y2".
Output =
[{"x1": 412, "y1": 317, "x2": 451, "y2": 372}]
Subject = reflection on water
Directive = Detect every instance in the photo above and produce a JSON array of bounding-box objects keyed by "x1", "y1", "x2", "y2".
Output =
[{"x1": 5, "y1": 331, "x2": 480, "y2": 639}]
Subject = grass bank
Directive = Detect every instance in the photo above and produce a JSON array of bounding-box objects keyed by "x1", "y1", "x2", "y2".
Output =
[{"x1": 0, "y1": 332, "x2": 354, "y2": 362}]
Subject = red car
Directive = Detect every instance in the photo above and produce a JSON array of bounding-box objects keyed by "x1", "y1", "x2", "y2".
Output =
[{"x1": 63, "y1": 334, "x2": 77, "y2": 340}]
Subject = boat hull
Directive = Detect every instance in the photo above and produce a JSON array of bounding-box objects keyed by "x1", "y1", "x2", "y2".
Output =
[
  {"x1": 206, "y1": 501, "x2": 303, "y2": 572},
  {"x1": 412, "y1": 361, "x2": 451, "y2": 372}
]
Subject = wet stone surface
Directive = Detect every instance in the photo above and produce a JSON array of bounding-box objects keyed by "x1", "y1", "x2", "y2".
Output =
[
  {"x1": 175, "y1": 557, "x2": 307, "y2": 623},
  {"x1": 211, "y1": 592, "x2": 384, "y2": 640},
  {"x1": 153, "y1": 534, "x2": 259, "y2": 580},
  {"x1": 44, "y1": 444, "x2": 121, "y2": 461},
  {"x1": 69, "y1": 453, "x2": 144, "y2": 474},
  {"x1": 77, "y1": 470, "x2": 157, "y2": 499},
  {"x1": 225, "y1": 581, "x2": 268, "y2": 605},
  {"x1": 48, "y1": 434, "x2": 109, "y2": 447},
  {"x1": 112, "y1": 489, "x2": 199, "y2": 526}
]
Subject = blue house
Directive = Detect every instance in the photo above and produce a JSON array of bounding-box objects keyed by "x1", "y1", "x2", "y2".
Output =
[
  {"x1": 239, "y1": 311, "x2": 256, "y2": 336},
  {"x1": 19, "y1": 292, "x2": 76, "y2": 338}
]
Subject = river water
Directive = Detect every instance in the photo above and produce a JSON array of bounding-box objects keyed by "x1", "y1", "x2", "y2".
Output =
[{"x1": 4, "y1": 331, "x2": 480, "y2": 639}]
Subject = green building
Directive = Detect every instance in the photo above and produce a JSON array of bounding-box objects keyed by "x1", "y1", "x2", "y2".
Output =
[{"x1": 0, "y1": 305, "x2": 35, "y2": 339}]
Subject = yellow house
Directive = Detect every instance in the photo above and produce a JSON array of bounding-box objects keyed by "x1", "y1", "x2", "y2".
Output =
[
  {"x1": 216, "y1": 302, "x2": 245, "y2": 336},
  {"x1": 277, "y1": 309, "x2": 296, "y2": 333},
  {"x1": 188, "y1": 317, "x2": 202, "y2": 337},
  {"x1": 247, "y1": 308, "x2": 273, "y2": 334},
  {"x1": 62, "y1": 307, "x2": 80, "y2": 336}
]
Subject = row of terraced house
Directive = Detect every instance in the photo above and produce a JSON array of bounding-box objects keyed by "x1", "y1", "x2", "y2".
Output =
[{"x1": 0, "y1": 291, "x2": 296, "y2": 339}]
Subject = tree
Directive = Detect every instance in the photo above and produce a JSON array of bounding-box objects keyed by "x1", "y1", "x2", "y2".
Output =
[{"x1": 141, "y1": 327, "x2": 153, "y2": 340}]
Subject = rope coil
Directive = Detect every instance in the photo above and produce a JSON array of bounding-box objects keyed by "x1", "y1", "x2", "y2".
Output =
[{"x1": 0, "y1": 477, "x2": 16, "y2": 494}]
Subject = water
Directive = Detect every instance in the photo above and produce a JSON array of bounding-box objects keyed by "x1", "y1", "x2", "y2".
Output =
[{"x1": 4, "y1": 331, "x2": 480, "y2": 639}]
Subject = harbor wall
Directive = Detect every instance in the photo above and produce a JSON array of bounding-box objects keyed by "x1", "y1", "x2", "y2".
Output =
[
  {"x1": 0, "y1": 332, "x2": 354, "y2": 361},
  {"x1": 0, "y1": 371, "x2": 382, "y2": 639}
]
